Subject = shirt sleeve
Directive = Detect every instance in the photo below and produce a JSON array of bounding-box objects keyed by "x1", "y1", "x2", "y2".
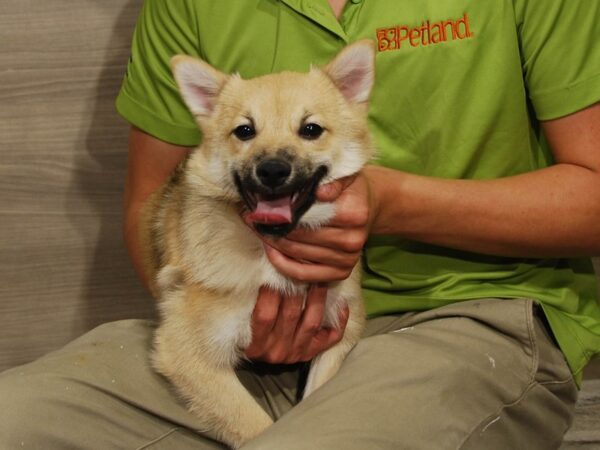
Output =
[
  {"x1": 515, "y1": 0, "x2": 600, "y2": 120},
  {"x1": 116, "y1": 0, "x2": 202, "y2": 146}
]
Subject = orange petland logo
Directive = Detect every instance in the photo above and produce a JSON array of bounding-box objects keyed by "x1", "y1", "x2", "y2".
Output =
[{"x1": 376, "y1": 13, "x2": 474, "y2": 51}]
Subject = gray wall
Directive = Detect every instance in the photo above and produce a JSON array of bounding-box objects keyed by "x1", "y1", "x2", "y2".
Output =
[{"x1": 0, "y1": 0, "x2": 154, "y2": 371}]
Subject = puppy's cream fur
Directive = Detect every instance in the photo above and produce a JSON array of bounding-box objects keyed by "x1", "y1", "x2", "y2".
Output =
[{"x1": 141, "y1": 41, "x2": 376, "y2": 449}]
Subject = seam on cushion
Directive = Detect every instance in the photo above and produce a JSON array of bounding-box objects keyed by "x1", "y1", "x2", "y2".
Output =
[{"x1": 135, "y1": 427, "x2": 179, "y2": 450}]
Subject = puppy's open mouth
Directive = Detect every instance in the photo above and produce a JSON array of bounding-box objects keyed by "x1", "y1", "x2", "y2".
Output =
[{"x1": 234, "y1": 165, "x2": 328, "y2": 237}]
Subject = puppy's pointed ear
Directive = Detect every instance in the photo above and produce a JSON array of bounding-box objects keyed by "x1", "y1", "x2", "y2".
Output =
[
  {"x1": 171, "y1": 55, "x2": 228, "y2": 117},
  {"x1": 323, "y1": 40, "x2": 375, "y2": 104}
]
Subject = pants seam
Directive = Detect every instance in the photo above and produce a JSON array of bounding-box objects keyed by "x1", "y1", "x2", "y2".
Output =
[
  {"x1": 538, "y1": 377, "x2": 576, "y2": 387},
  {"x1": 525, "y1": 299, "x2": 540, "y2": 381},
  {"x1": 457, "y1": 299, "x2": 541, "y2": 450},
  {"x1": 135, "y1": 427, "x2": 180, "y2": 450},
  {"x1": 456, "y1": 381, "x2": 538, "y2": 450}
]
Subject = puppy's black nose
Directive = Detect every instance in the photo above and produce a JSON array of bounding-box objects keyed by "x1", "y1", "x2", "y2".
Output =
[{"x1": 256, "y1": 159, "x2": 292, "y2": 188}]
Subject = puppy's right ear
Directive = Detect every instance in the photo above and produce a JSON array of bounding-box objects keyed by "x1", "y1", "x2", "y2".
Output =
[
  {"x1": 171, "y1": 55, "x2": 228, "y2": 117},
  {"x1": 323, "y1": 40, "x2": 375, "y2": 104}
]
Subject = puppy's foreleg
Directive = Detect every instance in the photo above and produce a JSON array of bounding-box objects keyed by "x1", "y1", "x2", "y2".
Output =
[
  {"x1": 178, "y1": 365, "x2": 273, "y2": 449},
  {"x1": 154, "y1": 340, "x2": 273, "y2": 449},
  {"x1": 153, "y1": 285, "x2": 273, "y2": 449}
]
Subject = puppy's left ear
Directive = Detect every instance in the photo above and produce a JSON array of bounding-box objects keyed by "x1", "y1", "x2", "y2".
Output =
[{"x1": 323, "y1": 40, "x2": 375, "y2": 104}]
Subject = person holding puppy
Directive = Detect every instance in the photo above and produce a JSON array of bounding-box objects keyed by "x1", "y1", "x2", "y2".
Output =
[{"x1": 1, "y1": 0, "x2": 599, "y2": 448}]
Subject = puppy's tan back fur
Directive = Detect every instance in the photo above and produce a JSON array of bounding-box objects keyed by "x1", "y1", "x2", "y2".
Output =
[{"x1": 142, "y1": 41, "x2": 376, "y2": 449}]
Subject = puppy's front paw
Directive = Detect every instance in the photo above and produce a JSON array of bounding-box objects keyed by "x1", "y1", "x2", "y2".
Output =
[{"x1": 220, "y1": 412, "x2": 273, "y2": 449}]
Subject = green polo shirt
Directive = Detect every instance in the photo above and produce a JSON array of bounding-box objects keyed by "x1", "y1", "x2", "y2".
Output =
[{"x1": 116, "y1": 0, "x2": 600, "y2": 384}]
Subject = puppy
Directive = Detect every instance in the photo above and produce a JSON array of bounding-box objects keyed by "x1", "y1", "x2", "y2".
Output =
[{"x1": 141, "y1": 40, "x2": 376, "y2": 449}]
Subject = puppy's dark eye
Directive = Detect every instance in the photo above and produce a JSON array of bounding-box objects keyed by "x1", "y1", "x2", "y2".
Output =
[
  {"x1": 299, "y1": 123, "x2": 324, "y2": 140},
  {"x1": 232, "y1": 125, "x2": 256, "y2": 141}
]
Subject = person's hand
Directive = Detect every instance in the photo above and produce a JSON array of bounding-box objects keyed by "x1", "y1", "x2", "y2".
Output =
[
  {"x1": 251, "y1": 170, "x2": 378, "y2": 284},
  {"x1": 244, "y1": 285, "x2": 349, "y2": 364}
]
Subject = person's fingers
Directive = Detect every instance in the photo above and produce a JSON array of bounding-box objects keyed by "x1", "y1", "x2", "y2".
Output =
[
  {"x1": 244, "y1": 287, "x2": 281, "y2": 359},
  {"x1": 301, "y1": 304, "x2": 350, "y2": 360},
  {"x1": 264, "y1": 237, "x2": 360, "y2": 268},
  {"x1": 261, "y1": 291, "x2": 304, "y2": 363},
  {"x1": 245, "y1": 285, "x2": 352, "y2": 365},
  {"x1": 323, "y1": 304, "x2": 350, "y2": 347},
  {"x1": 280, "y1": 226, "x2": 367, "y2": 254},
  {"x1": 264, "y1": 244, "x2": 351, "y2": 283},
  {"x1": 289, "y1": 285, "x2": 328, "y2": 360},
  {"x1": 315, "y1": 176, "x2": 356, "y2": 202}
]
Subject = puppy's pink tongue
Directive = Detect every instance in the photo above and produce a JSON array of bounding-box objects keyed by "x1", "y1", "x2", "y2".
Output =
[{"x1": 247, "y1": 197, "x2": 292, "y2": 224}]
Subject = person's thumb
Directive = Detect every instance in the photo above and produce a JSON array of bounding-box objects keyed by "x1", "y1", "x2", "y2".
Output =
[{"x1": 316, "y1": 176, "x2": 355, "y2": 202}]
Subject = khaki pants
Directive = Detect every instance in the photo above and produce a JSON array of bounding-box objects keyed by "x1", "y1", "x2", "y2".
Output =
[{"x1": 0, "y1": 299, "x2": 577, "y2": 450}]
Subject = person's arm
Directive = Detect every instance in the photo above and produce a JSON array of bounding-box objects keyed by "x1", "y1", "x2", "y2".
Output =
[
  {"x1": 368, "y1": 102, "x2": 600, "y2": 257},
  {"x1": 261, "y1": 102, "x2": 600, "y2": 283},
  {"x1": 122, "y1": 126, "x2": 192, "y2": 290}
]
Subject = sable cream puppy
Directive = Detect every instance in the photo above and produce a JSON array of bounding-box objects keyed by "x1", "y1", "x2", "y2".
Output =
[{"x1": 141, "y1": 40, "x2": 375, "y2": 449}]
